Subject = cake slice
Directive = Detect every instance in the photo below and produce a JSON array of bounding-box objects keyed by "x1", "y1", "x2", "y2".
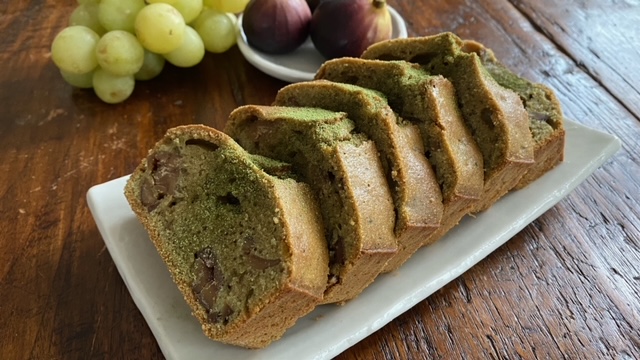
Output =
[
  {"x1": 225, "y1": 106, "x2": 398, "y2": 303},
  {"x1": 362, "y1": 32, "x2": 535, "y2": 212},
  {"x1": 124, "y1": 125, "x2": 329, "y2": 348},
  {"x1": 316, "y1": 58, "x2": 484, "y2": 246},
  {"x1": 462, "y1": 40, "x2": 565, "y2": 189},
  {"x1": 274, "y1": 80, "x2": 443, "y2": 272}
]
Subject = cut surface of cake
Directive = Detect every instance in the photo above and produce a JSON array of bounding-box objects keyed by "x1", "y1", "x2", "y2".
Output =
[
  {"x1": 362, "y1": 32, "x2": 535, "y2": 212},
  {"x1": 462, "y1": 40, "x2": 565, "y2": 189},
  {"x1": 225, "y1": 105, "x2": 398, "y2": 303},
  {"x1": 316, "y1": 58, "x2": 484, "y2": 246},
  {"x1": 274, "y1": 80, "x2": 444, "y2": 272},
  {"x1": 124, "y1": 125, "x2": 329, "y2": 348}
]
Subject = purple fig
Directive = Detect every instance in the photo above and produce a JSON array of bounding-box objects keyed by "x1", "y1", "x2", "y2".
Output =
[
  {"x1": 242, "y1": 0, "x2": 312, "y2": 54},
  {"x1": 310, "y1": 0, "x2": 392, "y2": 59}
]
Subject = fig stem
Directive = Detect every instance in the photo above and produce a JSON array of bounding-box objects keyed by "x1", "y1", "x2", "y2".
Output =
[{"x1": 372, "y1": 0, "x2": 387, "y2": 9}]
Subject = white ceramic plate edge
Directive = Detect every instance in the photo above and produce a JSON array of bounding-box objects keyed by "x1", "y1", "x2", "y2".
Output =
[{"x1": 87, "y1": 120, "x2": 620, "y2": 360}]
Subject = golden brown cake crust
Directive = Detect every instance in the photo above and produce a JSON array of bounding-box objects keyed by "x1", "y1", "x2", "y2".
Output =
[
  {"x1": 315, "y1": 58, "x2": 484, "y2": 250},
  {"x1": 462, "y1": 40, "x2": 565, "y2": 189},
  {"x1": 224, "y1": 105, "x2": 397, "y2": 304},
  {"x1": 124, "y1": 125, "x2": 328, "y2": 348},
  {"x1": 362, "y1": 32, "x2": 535, "y2": 212},
  {"x1": 274, "y1": 80, "x2": 443, "y2": 272},
  {"x1": 322, "y1": 140, "x2": 399, "y2": 300}
]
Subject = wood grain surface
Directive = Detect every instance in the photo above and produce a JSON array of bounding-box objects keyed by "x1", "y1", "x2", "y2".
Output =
[{"x1": 1, "y1": 0, "x2": 639, "y2": 359}]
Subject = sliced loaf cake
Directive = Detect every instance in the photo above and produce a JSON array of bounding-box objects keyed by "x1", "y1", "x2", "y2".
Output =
[
  {"x1": 124, "y1": 125, "x2": 329, "y2": 348},
  {"x1": 462, "y1": 40, "x2": 565, "y2": 189},
  {"x1": 274, "y1": 80, "x2": 444, "y2": 272},
  {"x1": 362, "y1": 32, "x2": 535, "y2": 212},
  {"x1": 225, "y1": 105, "x2": 398, "y2": 303},
  {"x1": 315, "y1": 58, "x2": 484, "y2": 246}
]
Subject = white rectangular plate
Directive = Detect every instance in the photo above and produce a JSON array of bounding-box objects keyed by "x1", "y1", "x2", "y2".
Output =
[{"x1": 87, "y1": 120, "x2": 619, "y2": 360}]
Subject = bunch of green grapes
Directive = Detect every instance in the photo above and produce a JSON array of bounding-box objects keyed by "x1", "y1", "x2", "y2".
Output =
[{"x1": 51, "y1": 0, "x2": 250, "y2": 104}]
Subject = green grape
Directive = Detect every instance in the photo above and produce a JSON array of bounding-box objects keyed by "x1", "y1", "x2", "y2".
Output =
[
  {"x1": 51, "y1": 26, "x2": 100, "y2": 74},
  {"x1": 164, "y1": 26, "x2": 204, "y2": 67},
  {"x1": 69, "y1": 4, "x2": 106, "y2": 35},
  {"x1": 93, "y1": 68, "x2": 135, "y2": 104},
  {"x1": 135, "y1": 3, "x2": 186, "y2": 54},
  {"x1": 172, "y1": 0, "x2": 203, "y2": 24},
  {"x1": 194, "y1": 10, "x2": 237, "y2": 53},
  {"x1": 135, "y1": 50, "x2": 166, "y2": 81},
  {"x1": 204, "y1": 0, "x2": 250, "y2": 13},
  {"x1": 60, "y1": 69, "x2": 94, "y2": 88},
  {"x1": 78, "y1": 0, "x2": 100, "y2": 4},
  {"x1": 98, "y1": 0, "x2": 146, "y2": 33},
  {"x1": 95, "y1": 30, "x2": 144, "y2": 76}
]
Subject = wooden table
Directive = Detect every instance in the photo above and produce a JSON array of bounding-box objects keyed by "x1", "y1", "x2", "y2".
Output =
[{"x1": 2, "y1": 0, "x2": 639, "y2": 359}]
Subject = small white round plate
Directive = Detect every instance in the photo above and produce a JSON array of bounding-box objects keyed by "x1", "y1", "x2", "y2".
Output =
[{"x1": 236, "y1": 6, "x2": 408, "y2": 83}]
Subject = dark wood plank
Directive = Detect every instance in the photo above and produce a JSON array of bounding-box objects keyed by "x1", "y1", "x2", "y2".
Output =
[{"x1": 509, "y1": 0, "x2": 640, "y2": 121}]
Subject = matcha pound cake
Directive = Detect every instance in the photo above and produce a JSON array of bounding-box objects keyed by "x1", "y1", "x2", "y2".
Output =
[
  {"x1": 316, "y1": 58, "x2": 484, "y2": 245},
  {"x1": 225, "y1": 105, "x2": 398, "y2": 303},
  {"x1": 462, "y1": 40, "x2": 565, "y2": 189},
  {"x1": 362, "y1": 32, "x2": 535, "y2": 212},
  {"x1": 124, "y1": 125, "x2": 329, "y2": 348},
  {"x1": 273, "y1": 80, "x2": 444, "y2": 272}
]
